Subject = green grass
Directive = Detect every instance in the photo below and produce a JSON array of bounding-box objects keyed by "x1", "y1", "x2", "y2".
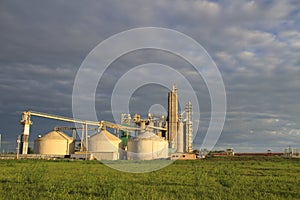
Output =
[{"x1": 0, "y1": 157, "x2": 299, "y2": 199}]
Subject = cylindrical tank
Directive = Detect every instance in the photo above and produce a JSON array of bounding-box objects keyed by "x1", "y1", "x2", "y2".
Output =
[
  {"x1": 177, "y1": 120, "x2": 184, "y2": 153},
  {"x1": 34, "y1": 131, "x2": 75, "y2": 155},
  {"x1": 127, "y1": 131, "x2": 168, "y2": 160},
  {"x1": 88, "y1": 129, "x2": 123, "y2": 160}
]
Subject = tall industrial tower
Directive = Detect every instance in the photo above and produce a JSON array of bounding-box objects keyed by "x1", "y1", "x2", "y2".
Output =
[
  {"x1": 20, "y1": 112, "x2": 32, "y2": 154},
  {"x1": 167, "y1": 85, "x2": 178, "y2": 148},
  {"x1": 185, "y1": 101, "x2": 193, "y2": 153}
]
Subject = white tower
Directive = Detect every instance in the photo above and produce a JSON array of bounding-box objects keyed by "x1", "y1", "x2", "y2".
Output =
[
  {"x1": 185, "y1": 102, "x2": 193, "y2": 153},
  {"x1": 20, "y1": 112, "x2": 32, "y2": 154},
  {"x1": 167, "y1": 85, "x2": 178, "y2": 148},
  {"x1": 177, "y1": 114, "x2": 184, "y2": 153}
]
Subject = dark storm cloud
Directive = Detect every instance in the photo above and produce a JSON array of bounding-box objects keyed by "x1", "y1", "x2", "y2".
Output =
[{"x1": 0, "y1": 0, "x2": 299, "y2": 152}]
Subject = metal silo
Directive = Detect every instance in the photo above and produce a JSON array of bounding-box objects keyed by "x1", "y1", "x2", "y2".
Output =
[
  {"x1": 88, "y1": 129, "x2": 123, "y2": 160},
  {"x1": 34, "y1": 130, "x2": 75, "y2": 155},
  {"x1": 127, "y1": 131, "x2": 168, "y2": 160}
]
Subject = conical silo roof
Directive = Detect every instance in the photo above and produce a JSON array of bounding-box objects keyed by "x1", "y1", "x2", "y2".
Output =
[
  {"x1": 90, "y1": 129, "x2": 122, "y2": 142},
  {"x1": 89, "y1": 129, "x2": 122, "y2": 153},
  {"x1": 35, "y1": 130, "x2": 73, "y2": 142},
  {"x1": 132, "y1": 131, "x2": 163, "y2": 141}
]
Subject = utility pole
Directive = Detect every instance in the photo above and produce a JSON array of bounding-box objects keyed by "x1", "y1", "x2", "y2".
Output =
[
  {"x1": 0, "y1": 133, "x2": 1, "y2": 154},
  {"x1": 16, "y1": 135, "x2": 21, "y2": 159},
  {"x1": 85, "y1": 122, "x2": 88, "y2": 160}
]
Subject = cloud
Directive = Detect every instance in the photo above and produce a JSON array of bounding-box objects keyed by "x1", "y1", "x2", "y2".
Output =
[{"x1": 0, "y1": 0, "x2": 299, "y2": 152}]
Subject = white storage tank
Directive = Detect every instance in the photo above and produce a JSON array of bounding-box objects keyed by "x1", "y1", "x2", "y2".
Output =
[
  {"x1": 176, "y1": 120, "x2": 184, "y2": 153},
  {"x1": 127, "y1": 131, "x2": 168, "y2": 160},
  {"x1": 88, "y1": 129, "x2": 123, "y2": 160},
  {"x1": 34, "y1": 130, "x2": 75, "y2": 155}
]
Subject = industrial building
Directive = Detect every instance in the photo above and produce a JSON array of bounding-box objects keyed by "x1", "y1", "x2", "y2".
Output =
[
  {"x1": 284, "y1": 147, "x2": 300, "y2": 158},
  {"x1": 19, "y1": 85, "x2": 195, "y2": 160}
]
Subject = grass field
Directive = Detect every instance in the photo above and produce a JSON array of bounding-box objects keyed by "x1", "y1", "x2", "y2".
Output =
[{"x1": 0, "y1": 157, "x2": 299, "y2": 200}]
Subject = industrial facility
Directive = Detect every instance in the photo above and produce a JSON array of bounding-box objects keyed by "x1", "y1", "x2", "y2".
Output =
[{"x1": 18, "y1": 85, "x2": 195, "y2": 160}]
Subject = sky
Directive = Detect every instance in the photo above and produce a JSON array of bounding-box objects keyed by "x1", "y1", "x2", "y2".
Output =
[{"x1": 0, "y1": 0, "x2": 299, "y2": 152}]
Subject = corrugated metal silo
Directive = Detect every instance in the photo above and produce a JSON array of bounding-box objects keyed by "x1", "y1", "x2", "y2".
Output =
[
  {"x1": 127, "y1": 131, "x2": 168, "y2": 160},
  {"x1": 34, "y1": 130, "x2": 75, "y2": 155},
  {"x1": 88, "y1": 129, "x2": 123, "y2": 160}
]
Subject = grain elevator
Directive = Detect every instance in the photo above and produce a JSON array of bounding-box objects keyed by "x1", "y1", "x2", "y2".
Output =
[{"x1": 20, "y1": 84, "x2": 194, "y2": 160}]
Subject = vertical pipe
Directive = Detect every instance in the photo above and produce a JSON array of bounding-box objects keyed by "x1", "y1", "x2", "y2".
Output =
[
  {"x1": 85, "y1": 123, "x2": 88, "y2": 151},
  {"x1": 177, "y1": 120, "x2": 184, "y2": 153},
  {"x1": 81, "y1": 124, "x2": 84, "y2": 152},
  {"x1": 140, "y1": 121, "x2": 146, "y2": 131},
  {"x1": 66, "y1": 140, "x2": 69, "y2": 155},
  {"x1": 16, "y1": 135, "x2": 20, "y2": 159},
  {"x1": 185, "y1": 102, "x2": 193, "y2": 153}
]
